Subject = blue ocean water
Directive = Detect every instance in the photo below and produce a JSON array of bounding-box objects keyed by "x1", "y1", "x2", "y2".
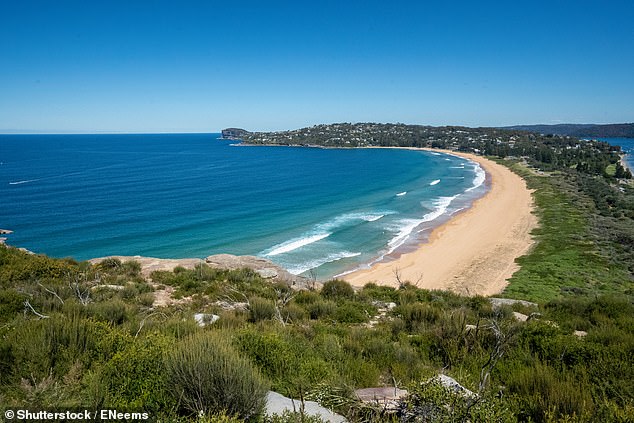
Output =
[
  {"x1": 0, "y1": 134, "x2": 486, "y2": 278},
  {"x1": 600, "y1": 138, "x2": 634, "y2": 171}
]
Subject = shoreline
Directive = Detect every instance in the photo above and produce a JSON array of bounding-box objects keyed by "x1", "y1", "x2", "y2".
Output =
[{"x1": 343, "y1": 149, "x2": 538, "y2": 296}]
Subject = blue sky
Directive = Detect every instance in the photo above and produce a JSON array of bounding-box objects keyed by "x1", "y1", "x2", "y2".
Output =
[{"x1": 1, "y1": 0, "x2": 633, "y2": 132}]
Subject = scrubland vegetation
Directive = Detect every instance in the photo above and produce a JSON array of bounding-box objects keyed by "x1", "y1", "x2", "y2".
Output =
[
  {"x1": 2, "y1": 127, "x2": 634, "y2": 421},
  {"x1": 1, "y1": 242, "x2": 633, "y2": 422}
]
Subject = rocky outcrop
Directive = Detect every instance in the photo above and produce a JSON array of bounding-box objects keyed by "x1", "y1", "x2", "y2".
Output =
[
  {"x1": 265, "y1": 391, "x2": 347, "y2": 422},
  {"x1": 489, "y1": 298, "x2": 538, "y2": 309},
  {"x1": 204, "y1": 254, "x2": 314, "y2": 289},
  {"x1": 355, "y1": 387, "x2": 408, "y2": 409}
]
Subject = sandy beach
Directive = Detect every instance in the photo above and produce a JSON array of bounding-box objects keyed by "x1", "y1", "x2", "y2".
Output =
[{"x1": 344, "y1": 150, "x2": 537, "y2": 296}]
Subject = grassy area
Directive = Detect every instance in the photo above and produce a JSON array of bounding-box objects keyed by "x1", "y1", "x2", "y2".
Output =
[{"x1": 499, "y1": 161, "x2": 633, "y2": 302}]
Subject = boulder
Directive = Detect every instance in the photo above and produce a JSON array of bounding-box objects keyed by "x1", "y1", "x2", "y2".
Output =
[
  {"x1": 435, "y1": 374, "x2": 475, "y2": 398},
  {"x1": 265, "y1": 391, "x2": 346, "y2": 422},
  {"x1": 355, "y1": 387, "x2": 408, "y2": 409},
  {"x1": 489, "y1": 298, "x2": 538, "y2": 309},
  {"x1": 193, "y1": 313, "x2": 220, "y2": 327}
]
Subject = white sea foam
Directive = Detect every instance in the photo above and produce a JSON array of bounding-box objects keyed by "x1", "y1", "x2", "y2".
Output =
[
  {"x1": 9, "y1": 179, "x2": 38, "y2": 185},
  {"x1": 429, "y1": 179, "x2": 440, "y2": 186},
  {"x1": 396, "y1": 191, "x2": 407, "y2": 196},
  {"x1": 287, "y1": 251, "x2": 361, "y2": 275},
  {"x1": 386, "y1": 218, "x2": 424, "y2": 254},
  {"x1": 422, "y1": 196, "x2": 458, "y2": 223},
  {"x1": 263, "y1": 211, "x2": 390, "y2": 257},
  {"x1": 318, "y1": 211, "x2": 391, "y2": 230},
  {"x1": 363, "y1": 214, "x2": 385, "y2": 222},
  {"x1": 465, "y1": 162, "x2": 486, "y2": 192},
  {"x1": 265, "y1": 233, "x2": 331, "y2": 256},
  {"x1": 385, "y1": 195, "x2": 458, "y2": 255}
]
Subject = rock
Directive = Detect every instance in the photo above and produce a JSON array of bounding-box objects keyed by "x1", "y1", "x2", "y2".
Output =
[
  {"x1": 489, "y1": 298, "x2": 538, "y2": 309},
  {"x1": 213, "y1": 300, "x2": 249, "y2": 311},
  {"x1": 435, "y1": 375, "x2": 475, "y2": 398},
  {"x1": 91, "y1": 284, "x2": 125, "y2": 291},
  {"x1": 573, "y1": 330, "x2": 588, "y2": 337},
  {"x1": 89, "y1": 255, "x2": 202, "y2": 278},
  {"x1": 0, "y1": 229, "x2": 13, "y2": 235},
  {"x1": 371, "y1": 300, "x2": 397, "y2": 310},
  {"x1": 513, "y1": 311, "x2": 529, "y2": 322},
  {"x1": 465, "y1": 324, "x2": 477, "y2": 331},
  {"x1": 193, "y1": 313, "x2": 219, "y2": 327},
  {"x1": 256, "y1": 268, "x2": 278, "y2": 279},
  {"x1": 355, "y1": 387, "x2": 408, "y2": 409},
  {"x1": 265, "y1": 391, "x2": 347, "y2": 423},
  {"x1": 205, "y1": 254, "x2": 315, "y2": 289}
]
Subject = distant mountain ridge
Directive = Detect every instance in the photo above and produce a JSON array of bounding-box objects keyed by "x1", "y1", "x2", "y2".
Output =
[{"x1": 504, "y1": 123, "x2": 634, "y2": 138}]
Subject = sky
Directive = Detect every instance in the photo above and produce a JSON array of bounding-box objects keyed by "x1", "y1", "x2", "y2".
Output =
[{"x1": 1, "y1": 0, "x2": 633, "y2": 133}]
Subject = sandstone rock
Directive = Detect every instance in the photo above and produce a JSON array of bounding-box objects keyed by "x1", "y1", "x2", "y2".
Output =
[
  {"x1": 265, "y1": 391, "x2": 346, "y2": 422},
  {"x1": 435, "y1": 374, "x2": 475, "y2": 398},
  {"x1": 355, "y1": 387, "x2": 408, "y2": 409},
  {"x1": 573, "y1": 330, "x2": 588, "y2": 337},
  {"x1": 205, "y1": 254, "x2": 314, "y2": 289},
  {"x1": 489, "y1": 298, "x2": 538, "y2": 309},
  {"x1": 256, "y1": 268, "x2": 278, "y2": 279},
  {"x1": 193, "y1": 313, "x2": 220, "y2": 327}
]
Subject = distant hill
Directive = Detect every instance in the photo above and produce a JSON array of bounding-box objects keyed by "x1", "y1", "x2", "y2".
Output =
[
  {"x1": 221, "y1": 128, "x2": 252, "y2": 140},
  {"x1": 504, "y1": 123, "x2": 634, "y2": 138}
]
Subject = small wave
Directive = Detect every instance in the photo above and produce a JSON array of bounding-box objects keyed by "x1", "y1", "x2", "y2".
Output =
[
  {"x1": 465, "y1": 163, "x2": 486, "y2": 192},
  {"x1": 9, "y1": 179, "x2": 38, "y2": 185},
  {"x1": 421, "y1": 195, "x2": 459, "y2": 223},
  {"x1": 429, "y1": 179, "x2": 440, "y2": 186},
  {"x1": 444, "y1": 158, "x2": 451, "y2": 161},
  {"x1": 265, "y1": 233, "x2": 331, "y2": 256},
  {"x1": 449, "y1": 166, "x2": 465, "y2": 169},
  {"x1": 286, "y1": 251, "x2": 361, "y2": 275},
  {"x1": 384, "y1": 195, "x2": 459, "y2": 254},
  {"x1": 396, "y1": 191, "x2": 407, "y2": 197},
  {"x1": 386, "y1": 219, "x2": 424, "y2": 254},
  {"x1": 317, "y1": 211, "x2": 392, "y2": 230},
  {"x1": 363, "y1": 214, "x2": 385, "y2": 222},
  {"x1": 430, "y1": 152, "x2": 442, "y2": 156},
  {"x1": 263, "y1": 211, "x2": 391, "y2": 257}
]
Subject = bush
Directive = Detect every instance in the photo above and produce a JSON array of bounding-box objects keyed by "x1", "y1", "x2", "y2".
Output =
[
  {"x1": 165, "y1": 331, "x2": 268, "y2": 420},
  {"x1": 320, "y1": 280, "x2": 354, "y2": 301},
  {"x1": 307, "y1": 300, "x2": 337, "y2": 320},
  {"x1": 249, "y1": 297, "x2": 277, "y2": 323}
]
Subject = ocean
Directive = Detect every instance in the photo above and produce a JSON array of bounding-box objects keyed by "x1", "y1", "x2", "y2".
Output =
[
  {"x1": 0, "y1": 134, "x2": 486, "y2": 278},
  {"x1": 600, "y1": 138, "x2": 634, "y2": 171}
]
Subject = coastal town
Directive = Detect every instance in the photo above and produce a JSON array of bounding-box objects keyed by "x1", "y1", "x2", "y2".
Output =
[{"x1": 227, "y1": 123, "x2": 632, "y2": 180}]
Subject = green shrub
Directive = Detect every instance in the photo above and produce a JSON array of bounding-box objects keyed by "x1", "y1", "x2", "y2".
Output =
[
  {"x1": 249, "y1": 297, "x2": 277, "y2": 323},
  {"x1": 88, "y1": 300, "x2": 128, "y2": 325},
  {"x1": 101, "y1": 333, "x2": 174, "y2": 412},
  {"x1": 307, "y1": 300, "x2": 337, "y2": 320},
  {"x1": 320, "y1": 279, "x2": 354, "y2": 301},
  {"x1": 334, "y1": 301, "x2": 371, "y2": 323},
  {"x1": 281, "y1": 303, "x2": 307, "y2": 322},
  {"x1": 165, "y1": 331, "x2": 268, "y2": 420},
  {"x1": 97, "y1": 258, "x2": 122, "y2": 272}
]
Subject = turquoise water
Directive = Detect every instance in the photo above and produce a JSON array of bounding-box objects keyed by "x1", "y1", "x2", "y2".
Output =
[{"x1": 0, "y1": 134, "x2": 486, "y2": 278}]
